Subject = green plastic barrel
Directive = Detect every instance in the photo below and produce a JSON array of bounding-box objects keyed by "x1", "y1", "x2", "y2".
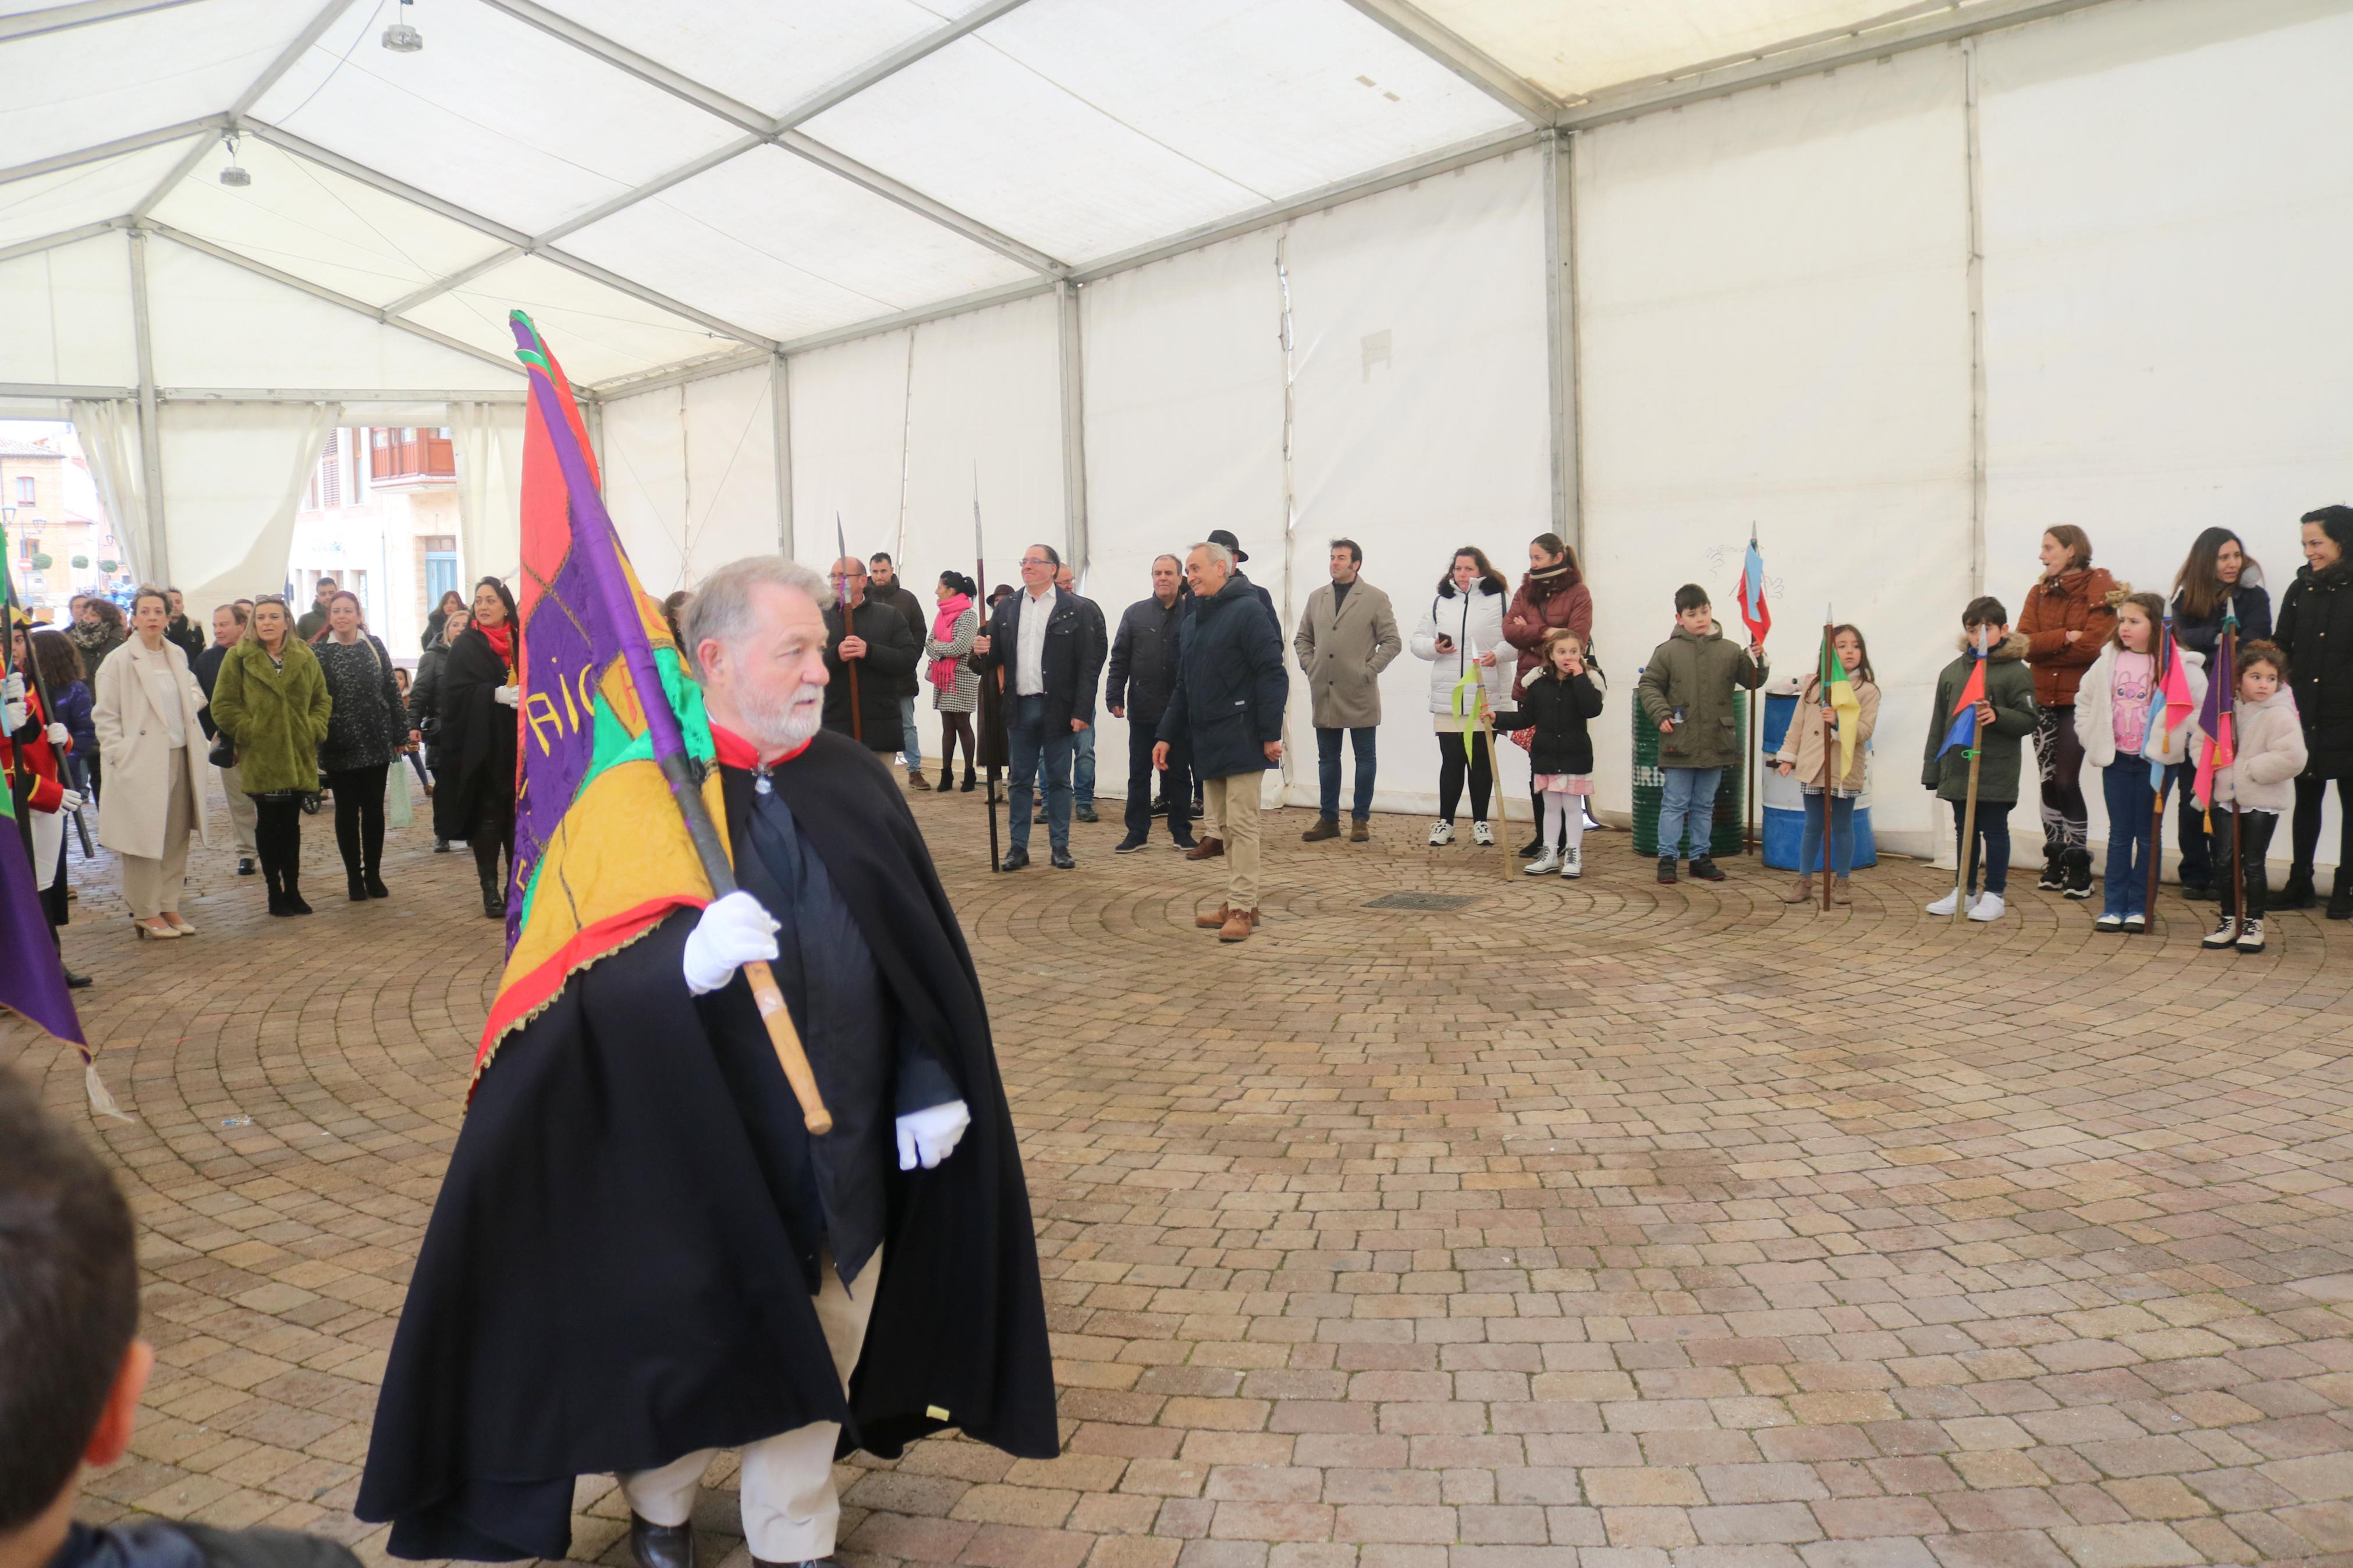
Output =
[{"x1": 1631, "y1": 686, "x2": 1746, "y2": 859}]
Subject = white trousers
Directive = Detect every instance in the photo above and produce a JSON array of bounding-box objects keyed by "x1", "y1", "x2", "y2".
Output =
[{"x1": 617, "y1": 1245, "x2": 880, "y2": 1562}]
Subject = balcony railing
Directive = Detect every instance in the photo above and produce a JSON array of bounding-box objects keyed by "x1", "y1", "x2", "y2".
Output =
[{"x1": 371, "y1": 432, "x2": 455, "y2": 483}]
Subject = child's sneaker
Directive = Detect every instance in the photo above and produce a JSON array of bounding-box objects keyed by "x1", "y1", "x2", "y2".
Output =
[
  {"x1": 1523, "y1": 849, "x2": 1560, "y2": 876},
  {"x1": 2093, "y1": 913, "x2": 2124, "y2": 933},
  {"x1": 2201, "y1": 912, "x2": 2239, "y2": 948},
  {"x1": 2235, "y1": 916, "x2": 2266, "y2": 953},
  {"x1": 1472, "y1": 821, "x2": 1495, "y2": 847},
  {"x1": 2062, "y1": 848, "x2": 2094, "y2": 899},
  {"x1": 2123, "y1": 912, "x2": 2146, "y2": 933},
  {"x1": 1561, "y1": 846, "x2": 1582, "y2": 879},
  {"x1": 1428, "y1": 820, "x2": 1454, "y2": 846},
  {"x1": 1926, "y1": 887, "x2": 1973, "y2": 916},
  {"x1": 1656, "y1": 856, "x2": 1677, "y2": 884},
  {"x1": 1967, "y1": 891, "x2": 2006, "y2": 922},
  {"x1": 1688, "y1": 856, "x2": 1726, "y2": 882}
]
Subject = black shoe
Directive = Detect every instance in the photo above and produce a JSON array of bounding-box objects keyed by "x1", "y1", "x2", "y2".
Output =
[
  {"x1": 65, "y1": 969, "x2": 92, "y2": 989},
  {"x1": 2331, "y1": 879, "x2": 2353, "y2": 922},
  {"x1": 1171, "y1": 837, "x2": 1198, "y2": 851},
  {"x1": 2180, "y1": 881, "x2": 2216, "y2": 901},
  {"x1": 481, "y1": 874, "x2": 506, "y2": 919},
  {"x1": 629, "y1": 1512, "x2": 698, "y2": 1568},
  {"x1": 999, "y1": 847, "x2": 1030, "y2": 872},
  {"x1": 365, "y1": 873, "x2": 390, "y2": 899},
  {"x1": 1076, "y1": 803, "x2": 1098, "y2": 823},
  {"x1": 283, "y1": 884, "x2": 313, "y2": 916},
  {"x1": 348, "y1": 874, "x2": 369, "y2": 902},
  {"x1": 2037, "y1": 854, "x2": 2066, "y2": 892},
  {"x1": 1149, "y1": 799, "x2": 1169, "y2": 816},
  {"x1": 752, "y1": 1558, "x2": 835, "y2": 1568},
  {"x1": 1114, "y1": 835, "x2": 1148, "y2": 854},
  {"x1": 236, "y1": 856, "x2": 256, "y2": 876},
  {"x1": 960, "y1": 771, "x2": 976, "y2": 792},
  {"x1": 1518, "y1": 837, "x2": 1543, "y2": 858},
  {"x1": 2279, "y1": 869, "x2": 2316, "y2": 908},
  {"x1": 1050, "y1": 847, "x2": 1075, "y2": 869},
  {"x1": 1657, "y1": 856, "x2": 1677, "y2": 885},
  {"x1": 2062, "y1": 847, "x2": 2094, "y2": 899},
  {"x1": 1689, "y1": 856, "x2": 1726, "y2": 882},
  {"x1": 1033, "y1": 808, "x2": 1047, "y2": 825},
  {"x1": 432, "y1": 837, "x2": 451, "y2": 854}
]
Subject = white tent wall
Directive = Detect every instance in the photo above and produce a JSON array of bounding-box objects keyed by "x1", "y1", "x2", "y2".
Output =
[
  {"x1": 787, "y1": 328, "x2": 915, "y2": 571},
  {"x1": 1078, "y1": 234, "x2": 1284, "y2": 812},
  {"x1": 1283, "y1": 148, "x2": 1553, "y2": 819},
  {"x1": 1978, "y1": 0, "x2": 2353, "y2": 873},
  {"x1": 0, "y1": 232, "x2": 136, "y2": 387},
  {"x1": 1575, "y1": 46, "x2": 1975, "y2": 859},
  {"x1": 155, "y1": 400, "x2": 341, "y2": 616},
  {"x1": 449, "y1": 401, "x2": 527, "y2": 587},
  {"x1": 595, "y1": 362, "x2": 783, "y2": 598}
]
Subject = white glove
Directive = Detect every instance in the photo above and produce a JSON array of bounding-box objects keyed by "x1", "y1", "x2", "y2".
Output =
[
  {"x1": 55, "y1": 788, "x2": 83, "y2": 813},
  {"x1": 896, "y1": 1099, "x2": 972, "y2": 1171},
  {"x1": 1, "y1": 670, "x2": 23, "y2": 733},
  {"x1": 494, "y1": 684, "x2": 521, "y2": 707},
  {"x1": 681, "y1": 890, "x2": 780, "y2": 995},
  {"x1": 47, "y1": 721, "x2": 70, "y2": 747}
]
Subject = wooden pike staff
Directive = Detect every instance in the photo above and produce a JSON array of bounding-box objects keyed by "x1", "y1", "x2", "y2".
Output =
[
  {"x1": 1953, "y1": 623, "x2": 1989, "y2": 926},
  {"x1": 1484, "y1": 689, "x2": 1511, "y2": 883},
  {"x1": 1819, "y1": 618, "x2": 1836, "y2": 914},
  {"x1": 835, "y1": 512, "x2": 862, "y2": 745},
  {"x1": 975, "y1": 474, "x2": 1000, "y2": 871},
  {"x1": 2144, "y1": 616, "x2": 2172, "y2": 930}
]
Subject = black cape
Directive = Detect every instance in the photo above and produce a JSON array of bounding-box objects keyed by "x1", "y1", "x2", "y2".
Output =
[
  {"x1": 430, "y1": 626, "x2": 517, "y2": 843},
  {"x1": 356, "y1": 731, "x2": 1057, "y2": 1561}
]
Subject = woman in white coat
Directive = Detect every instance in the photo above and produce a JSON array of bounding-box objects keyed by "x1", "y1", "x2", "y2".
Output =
[
  {"x1": 1410, "y1": 546, "x2": 1514, "y2": 846},
  {"x1": 93, "y1": 586, "x2": 215, "y2": 938}
]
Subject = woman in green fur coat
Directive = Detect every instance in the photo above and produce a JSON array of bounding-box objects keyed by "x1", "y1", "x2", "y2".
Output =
[{"x1": 208, "y1": 596, "x2": 332, "y2": 915}]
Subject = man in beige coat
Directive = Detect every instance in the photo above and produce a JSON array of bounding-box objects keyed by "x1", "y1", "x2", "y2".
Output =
[
  {"x1": 92, "y1": 588, "x2": 216, "y2": 939},
  {"x1": 1293, "y1": 538, "x2": 1401, "y2": 843}
]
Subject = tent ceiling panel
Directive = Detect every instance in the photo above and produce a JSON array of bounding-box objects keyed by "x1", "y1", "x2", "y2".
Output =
[
  {"x1": 248, "y1": 0, "x2": 748, "y2": 236},
  {"x1": 398, "y1": 251, "x2": 742, "y2": 385},
  {"x1": 546, "y1": 0, "x2": 999, "y2": 122},
  {"x1": 559, "y1": 144, "x2": 1035, "y2": 346},
  {"x1": 143, "y1": 230, "x2": 524, "y2": 388},
  {"x1": 0, "y1": 0, "x2": 313, "y2": 167},
  {"x1": 1411, "y1": 0, "x2": 1942, "y2": 101},
  {"x1": 0, "y1": 230, "x2": 136, "y2": 387},
  {"x1": 798, "y1": 0, "x2": 1519, "y2": 264},
  {"x1": 147, "y1": 135, "x2": 511, "y2": 307},
  {"x1": 0, "y1": 137, "x2": 193, "y2": 248}
]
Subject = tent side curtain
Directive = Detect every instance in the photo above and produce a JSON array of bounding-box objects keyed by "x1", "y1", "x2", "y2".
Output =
[
  {"x1": 599, "y1": 362, "x2": 782, "y2": 598},
  {"x1": 450, "y1": 401, "x2": 527, "y2": 588},
  {"x1": 68, "y1": 400, "x2": 151, "y2": 586},
  {"x1": 156, "y1": 401, "x2": 343, "y2": 616}
]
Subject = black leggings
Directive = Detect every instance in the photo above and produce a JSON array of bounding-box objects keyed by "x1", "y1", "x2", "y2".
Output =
[
  {"x1": 328, "y1": 763, "x2": 389, "y2": 877},
  {"x1": 2035, "y1": 704, "x2": 2088, "y2": 854},
  {"x1": 2290, "y1": 776, "x2": 2353, "y2": 878},
  {"x1": 938, "y1": 711, "x2": 977, "y2": 775},
  {"x1": 2219, "y1": 808, "x2": 2280, "y2": 918},
  {"x1": 251, "y1": 795, "x2": 304, "y2": 891},
  {"x1": 472, "y1": 794, "x2": 514, "y2": 887},
  {"x1": 1437, "y1": 731, "x2": 1492, "y2": 823}
]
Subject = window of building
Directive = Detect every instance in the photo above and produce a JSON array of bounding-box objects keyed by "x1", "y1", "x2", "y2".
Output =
[
  {"x1": 13, "y1": 477, "x2": 32, "y2": 504},
  {"x1": 425, "y1": 549, "x2": 459, "y2": 607}
]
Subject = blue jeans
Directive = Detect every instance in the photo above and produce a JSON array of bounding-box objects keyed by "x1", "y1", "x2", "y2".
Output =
[
  {"x1": 1316, "y1": 727, "x2": 1376, "y2": 822},
  {"x1": 899, "y1": 695, "x2": 921, "y2": 771},
  {"x1": 1658, "y1": 766, "x2": 1723, "y2": 861},
  {"x1": 1006, "y1": 694, "x2": 1073, "y2": 851},
  {"x1": 2100, "y1": 755, "x2": 2159, "y2": 918},
  {"x1": 1954, "y1": 798, "x2": 2011, "y2": 895},
  {"x1": 1801, "y1": 790, "x2": 1856, "y2": 877},
  {"x1": 1074, "y1": 721, "x2": 1095, "y2": 806}
]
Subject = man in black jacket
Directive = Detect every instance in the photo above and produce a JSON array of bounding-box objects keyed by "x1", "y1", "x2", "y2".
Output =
[
  {"x1": 1052, "y1": 564, "x2": 1107, "y2": 823},
  {"x1": 1106, "y1": 554, "x2": 1193, "y2": 854},
  {"x1": 867, "y1": 553, "x2": 931, "y2": 789},
  {"x1": 1155, "y1": 541, "x2": 1286, "y2": 941},
  {"x1": 823, "y1": 557, "x2": 920, "y2": 753},
  {"x1": 971, "y1": 543, "x2": 1102, "y2": 870}
]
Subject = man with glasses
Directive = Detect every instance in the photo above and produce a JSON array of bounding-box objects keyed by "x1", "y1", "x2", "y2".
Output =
[
  {"x1": 822, "y1": 557, "x2": 918, "y2": 756},
  {"x1": 971, "y1": 543, "x2": 1101, "y2": 870}
]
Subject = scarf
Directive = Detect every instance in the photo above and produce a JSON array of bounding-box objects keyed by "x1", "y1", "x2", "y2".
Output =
[
  {"x1": 479, "y1": 620, "x2": 515, "y2": 674},
  {"x1": 1525, "y1": 561, "x2": 1577, "y2": 599},
  {"x1": 927, "y1": 595, "x2": 971, "y2": 690}
]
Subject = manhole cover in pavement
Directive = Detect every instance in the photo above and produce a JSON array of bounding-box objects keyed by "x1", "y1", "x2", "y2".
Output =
[{"x1": 1362, "y1": 891, "x2": 1482, "y2": 911}]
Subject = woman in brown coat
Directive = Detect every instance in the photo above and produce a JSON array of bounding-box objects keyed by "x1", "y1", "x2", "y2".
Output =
[{"x1": 2017, "y1": 525, "x2": 2117, "y2": 898}]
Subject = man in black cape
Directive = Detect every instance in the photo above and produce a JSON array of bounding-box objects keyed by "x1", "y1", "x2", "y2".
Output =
[{"x1": 354, "y1": 556, "x2": 1057, "y2": 1567}]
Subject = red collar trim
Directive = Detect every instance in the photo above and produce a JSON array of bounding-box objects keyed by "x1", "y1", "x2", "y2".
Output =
[{"x1": 709, "y1": 721, "x2": 811, "y2": 771}]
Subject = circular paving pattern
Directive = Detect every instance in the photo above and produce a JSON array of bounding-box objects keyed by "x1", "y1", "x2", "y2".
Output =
[{"x1": 8, "y1": 782, "x2": 2353, "y2": 1568}]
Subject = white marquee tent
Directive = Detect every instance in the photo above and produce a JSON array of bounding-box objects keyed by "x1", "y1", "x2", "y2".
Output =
[{"x1": 5, "y1": 0, "x2": 2349, "y2": 857}]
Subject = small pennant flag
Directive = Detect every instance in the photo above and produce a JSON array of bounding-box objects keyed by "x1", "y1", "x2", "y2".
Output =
[
  {"x1": 1937, "y1": 625, "x2": 1990, "y2": 758},
  {"x1": 1819, "y1": 626, "x2": 1862, "y2": 779},
  {"x1": 2194, "y1": 604, "x2": 2238, "y2": 810},
  {"x1": 2143, "y1": 620, "x2": 2195, "y2": 795},
  {"x1": 1736, "y1": 529, "x2": 1770, "y2": 645}
]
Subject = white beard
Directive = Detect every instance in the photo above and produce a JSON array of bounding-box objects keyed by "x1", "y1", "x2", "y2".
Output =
[{"x1": 737, "y1": 678, "x2": 824, "y2": 753}]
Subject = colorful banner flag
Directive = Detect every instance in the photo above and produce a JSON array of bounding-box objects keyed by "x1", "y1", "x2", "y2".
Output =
[
  {"x1": 0, "y1": 546, "x2": 84, "y2": 1052},
  {"x1": 477, "y1": 312, "x2": 723, "y2": 1076},
  {"x1": 1819, "y1": 625, "x2": 1862, "y2": 779},
  {"x1": 1736, "y1": 529, "x2": 1770, "y2": 645},
  {"x1": 2193, "y1": 603, "x2": 2238, "y2": 811},
  {"x1": 2143, "y1": 620, "x2": 2195, "y2": 796},
  {"x1": 1936, "y1": 626, "x2": 1989, "y2": 758}
]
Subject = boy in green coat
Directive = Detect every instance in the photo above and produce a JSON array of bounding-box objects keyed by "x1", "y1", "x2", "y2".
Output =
[
  {"x1": 1636, "y1": 584, "x2": 1766, "y2": 884},
  {"x1": 1921, "y1": 595, "x2": 2038, "y2": 921}
]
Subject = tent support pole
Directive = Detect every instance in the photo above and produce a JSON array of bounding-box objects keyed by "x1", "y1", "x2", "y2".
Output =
[
  {"x1": 771, "y1": 353, "x2": 793, "y2": 558},
  {"x1": 127, "y1": 226, "x2": 169, "y2": 583},
  {"x1": 1542, "y1": 129, "x2": 1582, "y2": 561},
  {"x1": 1056, "y1": 279, "x2": 1088, "y2": 578}
]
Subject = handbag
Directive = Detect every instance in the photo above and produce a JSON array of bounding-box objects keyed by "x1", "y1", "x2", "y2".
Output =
[
  {"x1": 386, "y1": 758, "x2": 414, "y2": 829},
  {"x1": 207, "y1": 731, "x2": 236, "y2": 769}
]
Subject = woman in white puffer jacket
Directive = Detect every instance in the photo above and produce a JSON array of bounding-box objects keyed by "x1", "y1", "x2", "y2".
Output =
[{"x1": 1410, "y1": 547, "x2": 1514, "y2": 846}]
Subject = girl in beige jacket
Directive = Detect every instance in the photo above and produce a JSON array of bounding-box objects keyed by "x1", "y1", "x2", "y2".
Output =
[
  {"x1": 2198, "y1": 640, "x2": 2307, "y2": 954},
  {"x1": 1772, "y1": 624, "x2": 1881, "y2": 905}
]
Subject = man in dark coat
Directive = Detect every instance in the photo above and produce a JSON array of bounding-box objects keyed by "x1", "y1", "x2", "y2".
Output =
[
  {"x1": 354, "y1": 556, "x2": 1057, "y2": 1568},
  {"x1": 822, "y1": 557, "x2": 920, "y2": 753},
  {"x1": 866, "y1": 553, "x2": 930, "y2": 789},
  {"x1": 1155, "y1": 540, "x2": 1286, "y2": 941},
  {"x1": 1106, "y1": 554, "x2": 1193, "y2": 853},
  {"x1": 1052, "y1": 564, "x2": 1107, "y2": 823},
  {"x1": 971, "y1": 543, "x2": 1102, "y2": 870}
]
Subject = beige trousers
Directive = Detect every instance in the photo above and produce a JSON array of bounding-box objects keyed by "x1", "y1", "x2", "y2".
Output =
[
  {"x1": 1202, "y1": 773, "x2": 1262, "y2": 912},
  {"x1": 122, "y1": 747, "x2": 193, "y2": 919},
  {"x1": 218, "y1": 760, "x2": 258, "y2": 856},
  {"x1": 617, "y1": 1245, "x2": 881, "y2": 1562}
]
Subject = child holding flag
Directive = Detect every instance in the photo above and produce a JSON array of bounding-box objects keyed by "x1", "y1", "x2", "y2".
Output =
[
  {"x1": 2198, "y1": 641, "x2": 2304, "y2": 953},
  {"x1": 1773, "y1": 624, "x2": 1879, "y2": 905},
  {"x1": 1922, "y1": 597, "x2": 2037, "y2": 920},
  {"x1": 2075, "y1": 593, "x2": 2205, "y2": 933},
  {"x1": 1518, "y1": 628, "x2": 1605, "y2": 877},
  {"x1": 1637, "y1": 584, "x2": 1766, "y2": 884}
]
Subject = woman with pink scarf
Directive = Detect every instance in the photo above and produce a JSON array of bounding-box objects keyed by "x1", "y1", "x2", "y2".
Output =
[{"x1": 925, "y1": 571, "x2": 983, "y2": 791}]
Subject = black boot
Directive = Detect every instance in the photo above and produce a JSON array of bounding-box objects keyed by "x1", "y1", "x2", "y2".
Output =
[
  {"x1": 2331, "y1": 868, "x2": 2353, "y2": 922},
  {"x1": 282, "y1": 866, "x2": 313, "y2": 916},
  {"x1": 262, "y1": 861, "x2": 288, "y2": 917},
  {"x1": 2279, "y1": 866, "x2": 2316, "y2": 908},
  {"x1": 481, "y1": 870, "x2": 506, "y2": 920},
  {"x1": 960, "y1": 767, "x2": 976, "y2": 793},
  {"x1": 2037, "y1": 848, "x2": 2066, "y2": 892},
  {"x1": 2062, "y1": 846, "x2": 2094, "y2": 899},
  {"x1": 348, "y1": 871, "x2": 369, "y2": 902}
]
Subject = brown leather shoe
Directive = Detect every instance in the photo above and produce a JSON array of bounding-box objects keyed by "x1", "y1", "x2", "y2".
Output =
[
  {"x1": 1184, "y1": 837, "x2": 1225, "y2": 861},
  {"x1": 1781, "y1": 877, "x2": 1813, "y2": 904},
  {"x1": 1301, "y1": 817, "x2": 1341, "y2": 842},
  {"x1": 1830, "y1": 876, "x2": 1851, "y2": 905},
  {"x1": 1218, "y1": 908, "x2": 1258, "y2": 943},
  {"x1": 908, "y1": 770, "x2": 931, "y2": 790},
  {"x1": 1195, "y1": 903, "x2": 1230, "y2": 930},
  {"x1": 1349, "y1": 819, "x2": 1369, "y2": 842}
]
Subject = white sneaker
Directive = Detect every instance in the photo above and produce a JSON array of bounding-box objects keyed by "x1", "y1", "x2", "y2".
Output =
[
  {"x1": 2123, "y1": 912, "x2": 2146, "y2": 933},
  {"x1": 1472, "y1": 820, "x2": 1495, "y2": 847},
  {"x1": 1968, "y1": 891, "x2": 2006, "y2": 922},
  {"x1": 1561, "y1": 846, "x2": 1582, "y2": 879},
  {"x1": 1428, "y1": 820, "x2": 1454, "y2": 846},
  {"x1": 1926, "y1": 887, "x2": 1974, "y2": 916},
  {"x1": 2202, "y1": 912, "x2": 2239, "y2": 949},
  {"x1": 1524, "y1": 849, "x2": 1560, "y2": 875},
  {"x1": 2235, "y1": 916, "x2": 2266, "y2": 952}
]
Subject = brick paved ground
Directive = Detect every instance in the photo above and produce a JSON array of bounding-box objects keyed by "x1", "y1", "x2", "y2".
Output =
[{"x1": 9, "y1": 780, "x2": 2353, "y2": 1568}]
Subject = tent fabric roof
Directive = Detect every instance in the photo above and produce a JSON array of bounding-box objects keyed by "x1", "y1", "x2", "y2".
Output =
[{"x1": 6, "y1": 0, "x2": 2060, "y2": 394}]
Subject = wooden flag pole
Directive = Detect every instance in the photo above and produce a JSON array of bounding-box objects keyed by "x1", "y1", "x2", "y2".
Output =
[
  {"x1": 1819, "y1": 622, "x2": 1836, "y2": 913},
  {"x1": 2145, "y1": 626, "x2": 2169, "y2": 930},
  {"x1": 1485, "y1": 703, "x2": 1511, "y2": 883},
  {"x1": 1747, "y1": 677, "x2": 1759, "y2": 855},
  {"x1": 975, "y1": 477, "x2": 1001, "y2": 871},
  {"x1": 1953, "y1": 625, "x2": 1988, "y2": 926}
]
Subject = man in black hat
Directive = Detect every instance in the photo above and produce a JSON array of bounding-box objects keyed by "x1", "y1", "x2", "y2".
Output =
[{"x1": 1205, "y1": 529, "x2": 1276, "y2": 623}]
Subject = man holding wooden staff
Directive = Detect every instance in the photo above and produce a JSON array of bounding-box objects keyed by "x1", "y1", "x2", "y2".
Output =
[{"x1": 357, "y1": 557, "x2": 1057, "y2": 1568}]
